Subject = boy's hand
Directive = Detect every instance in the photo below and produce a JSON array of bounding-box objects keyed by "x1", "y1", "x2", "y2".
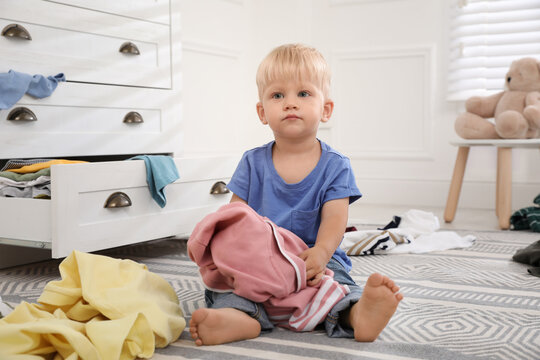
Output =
[{"x1": 299, "y1": 246, "x2": 330, "y2": 287}]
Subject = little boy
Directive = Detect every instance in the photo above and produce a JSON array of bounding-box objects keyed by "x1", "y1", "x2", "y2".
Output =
[{"x1": 190, "y1": 43, "x2": 403, "y2": 345}]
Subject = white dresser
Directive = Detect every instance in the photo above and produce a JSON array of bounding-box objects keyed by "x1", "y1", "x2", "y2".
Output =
[{"x1": 0, "y1": 0, "x2": 236, "y2": 267}]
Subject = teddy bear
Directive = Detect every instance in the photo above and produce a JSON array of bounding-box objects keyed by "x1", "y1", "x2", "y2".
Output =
[{"x1": 455, "y1": 57, "x2": 540, "y2": 139}]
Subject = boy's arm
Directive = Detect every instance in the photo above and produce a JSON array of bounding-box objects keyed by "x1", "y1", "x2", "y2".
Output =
[
  {"x1": 230, "y1": 193, "x2": 247, "y2": 204},
  {"x1": 300, "y1": 197, "x2": 349, "y2": 286}
]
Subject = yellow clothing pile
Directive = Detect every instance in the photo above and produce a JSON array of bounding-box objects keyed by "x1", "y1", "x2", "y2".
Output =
[
  {"x1": 0, "y1": 251, "x2": 186, "y2": 360},
  {"x1": 5, "y1": 160, "x2": 87, "y2": 174}
]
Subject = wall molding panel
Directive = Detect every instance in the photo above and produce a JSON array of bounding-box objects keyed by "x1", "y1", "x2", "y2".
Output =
[
  {"x1": 332, "y1": 44, "x2": 436, "y2": 160},
  {"x1": 181, "y1": 38, "x2": 245, "y2": 155}
]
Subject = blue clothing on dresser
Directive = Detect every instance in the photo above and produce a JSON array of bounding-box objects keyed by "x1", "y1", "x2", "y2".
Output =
[
  {"x1": 226, "y1": 140, "x2": 362, "y2": 271},
  {"x1": 130, "y1": 155, "x2": 179, "y2": 208},
  {"x1": 0, "y1": 70, "x2": 66, "y2": 110}
]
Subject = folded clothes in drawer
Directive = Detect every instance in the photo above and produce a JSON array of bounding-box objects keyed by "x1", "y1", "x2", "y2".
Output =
[{"x1": 0, "y1": 159, "x2": 86, "y2": 199}]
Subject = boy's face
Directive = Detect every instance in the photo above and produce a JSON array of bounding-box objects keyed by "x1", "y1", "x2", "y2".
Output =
[{"x1": 256, "y1": 78, "x2": 333, "y2": 142}]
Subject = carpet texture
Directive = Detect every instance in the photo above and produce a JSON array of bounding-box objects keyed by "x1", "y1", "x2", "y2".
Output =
[{"x1": 1, "y1": 229, "x2": 539, "y2": 359}]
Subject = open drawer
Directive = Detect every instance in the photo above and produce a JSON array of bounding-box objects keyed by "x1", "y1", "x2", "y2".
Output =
[{"x1": 0, "y1": 156, "x2": 237, "y2": 258}]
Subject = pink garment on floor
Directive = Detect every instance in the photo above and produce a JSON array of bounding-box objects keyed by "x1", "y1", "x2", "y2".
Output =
[{"x1": 188, "y1": 202, "x2": 349, "y2": 331}]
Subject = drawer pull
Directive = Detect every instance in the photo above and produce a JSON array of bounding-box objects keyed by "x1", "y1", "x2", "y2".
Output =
[
  {"x1": 1, "y1": 24, "x2": 32, "y2": 40},
  {"x1": 7, "y1": 107, "x2": 37, "y2": 121},
  {"x1": 104, "y1": 192, "x2": 132, "y2": 208},
  {"x1": 210, "y1": 181, "x2": 230, "y2": 195},
  {"x1": 123, "y1": 111, "x2": 144, "y2": 123},
  {"x1": 119, "y1": 41, "x2": 140, "y2": 55}
]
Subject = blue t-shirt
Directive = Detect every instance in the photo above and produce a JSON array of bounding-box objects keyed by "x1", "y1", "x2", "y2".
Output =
[{"x1": 227, "y1": 140, "x2": 362, "y2": 271}]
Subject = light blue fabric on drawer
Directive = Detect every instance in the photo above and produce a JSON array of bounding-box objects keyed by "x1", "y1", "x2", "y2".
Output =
[
  {"x1": 0, "y1": 70, "x2": 66, "y2": 110},
  {"x1": 129, "y1": 155, "x2": 180, "y2": 208}
]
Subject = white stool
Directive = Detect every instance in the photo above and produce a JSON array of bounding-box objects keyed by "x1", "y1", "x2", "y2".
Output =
[{"x1": 444, "y1": 139, "x2": 540, "y2": 230}]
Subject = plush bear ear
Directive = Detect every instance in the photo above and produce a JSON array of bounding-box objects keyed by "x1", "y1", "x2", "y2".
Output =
[{"x1": 519, "y1": 58, "x2": 540, "y2": 79}]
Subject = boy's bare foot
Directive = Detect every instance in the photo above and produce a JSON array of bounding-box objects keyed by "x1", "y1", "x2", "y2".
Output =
[
  {"x1": 348, "y1": 273, "x2": 403, "y2": 342},
  {"x1": 189, "y1": 308, "x2": 261, "y2": 346}
]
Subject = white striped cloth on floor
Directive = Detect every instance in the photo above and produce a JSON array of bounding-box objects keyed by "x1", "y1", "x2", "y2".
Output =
[{"x1": 342, "y1": 230, "x2": 410, "y2": 256}]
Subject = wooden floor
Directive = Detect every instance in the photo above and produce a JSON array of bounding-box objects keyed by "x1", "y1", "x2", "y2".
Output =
[{"x1": 348, "y1": 203, "x2": 502, "y2": 232}]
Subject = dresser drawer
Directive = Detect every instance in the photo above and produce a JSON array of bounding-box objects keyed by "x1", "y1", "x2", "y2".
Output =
[
  {"x1": 0, "y1": 156, "x2": 238, "y2": 258},
  {"x1": 0, "y1": 0, "x2": 171, "y2": 88},
  {"x1": 0, "y1": 82, "x2": 181, "y2": 159}
]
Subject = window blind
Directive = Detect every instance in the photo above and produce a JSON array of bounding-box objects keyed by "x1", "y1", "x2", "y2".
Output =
[{"x1": 448, "y1": 0, "x2": 540, "y2": 101}]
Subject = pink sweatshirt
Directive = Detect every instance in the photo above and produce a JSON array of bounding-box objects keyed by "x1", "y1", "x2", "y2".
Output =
[{"x1": 188, "y1": 202, "x2": 349, "y2": 331}]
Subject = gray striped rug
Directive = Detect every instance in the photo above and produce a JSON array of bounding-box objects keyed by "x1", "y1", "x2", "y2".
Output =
[{"x1": 1, "y1": 229, "x2": 539, "y2": 360}]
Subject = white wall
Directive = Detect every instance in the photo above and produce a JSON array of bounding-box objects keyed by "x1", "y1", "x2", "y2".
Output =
[{"x1": 179, "y1": 0, "x2": 540, "y2": 211}]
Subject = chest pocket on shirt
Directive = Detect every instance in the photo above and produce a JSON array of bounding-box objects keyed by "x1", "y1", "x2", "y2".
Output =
[{"x1": 291, "y1": 208, "x2": 320, "y2": 245}]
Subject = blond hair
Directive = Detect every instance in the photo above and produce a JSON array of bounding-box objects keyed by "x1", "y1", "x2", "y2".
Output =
[{"x1": 256, "y1": 44, "x2": 331, "y2": 100}]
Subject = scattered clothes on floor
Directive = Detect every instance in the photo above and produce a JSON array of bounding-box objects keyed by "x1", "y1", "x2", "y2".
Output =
[
  {"x1": 387, "y1": 231, "x2": 476, "y2": 254},
  {"x1": 512, "y1": 239, "x2": 540, "y2": 277},
  {"x1": 0, "y1": 250, "x2": 185, "y2": 360},
  {"x1": 510, "y1": 193, "x2": 540, "y2": 233},
  {"x1": 378, "y1": 215, "x2": 402, "y2": 230},
  {"x1": 341, "y1": 209, "x2": 476, "y2": 255},
  {"x1": 342, "y1": 230, "x2": 410, "y2": 256},
  {"x1": 0, "y1": 70, "x2": 66, "y2": 109},
  {"x1": 129, "y1": 155, "x2": 179, "y2": 208},
  {"x1": 381, "y1": 209, "x2": 441, "y2": 234}
]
